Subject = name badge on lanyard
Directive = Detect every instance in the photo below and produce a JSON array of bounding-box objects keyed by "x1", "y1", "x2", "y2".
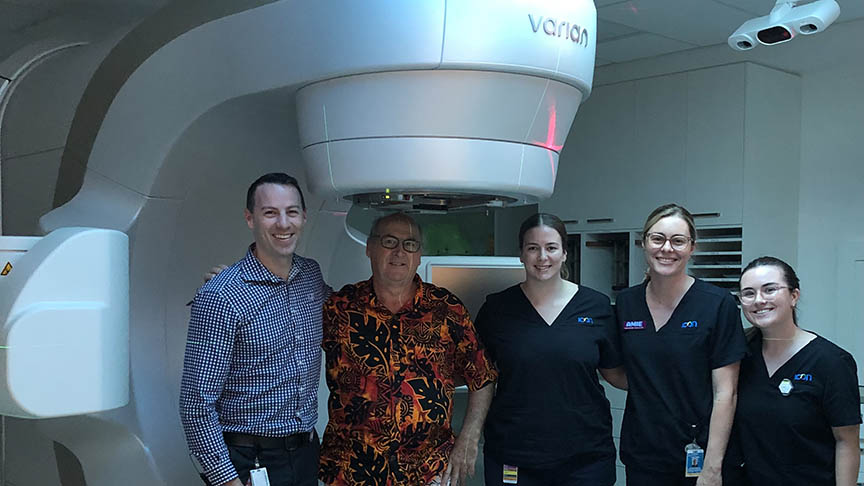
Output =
[
  {"x1": 684, "y1": 441, "x2": 704, "y2": 477},
  {"x1": 250, "y1": 457, "x2": 271, "y2": 486}
]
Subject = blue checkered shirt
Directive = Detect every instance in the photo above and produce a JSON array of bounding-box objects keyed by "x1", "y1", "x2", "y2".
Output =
[{"x1": 179, "y1": 246, "x2": 330, "y2": 485}]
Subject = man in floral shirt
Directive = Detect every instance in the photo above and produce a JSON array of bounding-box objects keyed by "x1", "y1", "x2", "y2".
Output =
[{"x1": 319, "y1": 213, "x2": 497, "y2": 486}]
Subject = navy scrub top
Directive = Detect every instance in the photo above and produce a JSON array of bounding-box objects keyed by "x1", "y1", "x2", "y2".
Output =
[
  {"x1": 734, "y1": 333, "x2": 862, "y2": 486},
  {"x1": 475, "y1": 284, "x2": 622, "y2": 468},
  {"x1": 615, "y1": 279, "x2": 747, "y2": 473}
]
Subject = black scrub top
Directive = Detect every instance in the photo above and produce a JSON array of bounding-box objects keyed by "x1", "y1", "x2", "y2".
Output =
[
  {"x1": 615, "y1": 279, "x2": 747, "y2": 473},
  {"x1": 734, "y1": 333, "x2": 861, "y2": 486},
  {"x1": 475, "y1": 284, "x2": 622, "y2": 468}
]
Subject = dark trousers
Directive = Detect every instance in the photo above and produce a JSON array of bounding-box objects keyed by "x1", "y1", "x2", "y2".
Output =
[
  {"x1": 202, "y1": 431, "x2": 319, "y2": 486},
  {"x1": 626, "y1": 465, "x2": 748, "y2": 486},
  {"x1": 484, "y1": 450, "x2": 616, "y2": 486},
  {"x1": 625, "y1": 468, "x2": 696, "y2": 486}
]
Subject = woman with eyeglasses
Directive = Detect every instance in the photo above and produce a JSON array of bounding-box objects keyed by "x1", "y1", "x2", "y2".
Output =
[
  {"x1": 731, "y1": 256, "x2": 861, "y2": 486},
  {"x1": 473, "y1": 213, "x2": 626, "y2": 486},
  {"x1": 613, "y1": 204, "x2": 747, "y2": 486}
]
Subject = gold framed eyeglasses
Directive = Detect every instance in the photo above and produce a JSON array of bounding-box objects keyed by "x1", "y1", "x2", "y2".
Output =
[
  {"x1": 739, "y1": 284, "x2": 790, "y2": 304},
  {"x1": 644, "y1": 233, "x2": 693, "y2": 250}
]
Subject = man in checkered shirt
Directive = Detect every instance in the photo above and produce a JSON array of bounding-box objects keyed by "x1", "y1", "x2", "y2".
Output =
[{"x1": 180, "y1": 173, "x2": 329, "y2": 486}]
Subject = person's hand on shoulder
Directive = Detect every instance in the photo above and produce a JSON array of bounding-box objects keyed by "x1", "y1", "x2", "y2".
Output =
[{"x1": 203, "y1": 264, "x2": 229, "y2": 282}]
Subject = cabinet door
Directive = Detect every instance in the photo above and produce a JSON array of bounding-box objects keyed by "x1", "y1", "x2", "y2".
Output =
[
  {"x1": 631, "y1": 73, "x2": 688, "y2": 223},
  {"x1": 685, "y1": 65, "x2": 746, "y2": 225},
  {"x1": 542, "y1": 81, "x2": 637, "y2": 230}
]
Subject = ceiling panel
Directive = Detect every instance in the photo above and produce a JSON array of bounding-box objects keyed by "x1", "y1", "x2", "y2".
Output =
[
  {"x1": 0, "y1": 0, "x2": 61, "y2": 5},
  {"x1": 0, "y1": 4, "x2": 42, "y2": 32},
  {"x1": 598, "y1": 0, "x2": 755, "y2": 46},
  {"x1": 597, "y1": 19, "x2": 639, "y2": 41},
  {"x1": 836, "y1": 0, "x2": 864, "y2": 21},
  {"x1": 713, "y1": 0, "x2": 864, "y2": 22},
  {"x1": 710, "y1": 0, "x2": 773, "y2": 16},
  {"x1": 596, "y1": 32, "x2": 695, "y2": 62},
  {"x1": 595, "y1": 57, "x2": 613, "y2": 66}
]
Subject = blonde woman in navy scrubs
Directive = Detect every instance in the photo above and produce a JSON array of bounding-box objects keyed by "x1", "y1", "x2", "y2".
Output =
[
  {"x1": 733, "y1": 256, "x2": 861, "y2": 486},
  {"x1": 614, "y1": 204, "x2": 747, "y2": 486},
  {"x1": 474, "y1": 213, "x2": 627, "y2": 486}
]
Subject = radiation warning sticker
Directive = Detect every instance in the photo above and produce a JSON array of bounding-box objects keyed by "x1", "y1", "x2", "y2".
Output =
[{"x1": 1, "y1": 262, "x2": 11, "y2": 276}]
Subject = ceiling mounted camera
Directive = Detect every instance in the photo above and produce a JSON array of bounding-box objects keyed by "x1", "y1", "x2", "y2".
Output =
[{"x1": 728, "y1": 0, "x2": 840, "y2": 51}]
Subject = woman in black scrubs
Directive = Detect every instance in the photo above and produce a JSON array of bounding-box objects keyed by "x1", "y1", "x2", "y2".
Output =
[
  {"x1": 733, "y1": 256, "x2": 861, "y2": 486},
  {"x1": 615, "y1": 204, "x2": 747, "y2": 486},
  {"x1": 474, "y1": 213, "x2": 627, "y2": 486}
]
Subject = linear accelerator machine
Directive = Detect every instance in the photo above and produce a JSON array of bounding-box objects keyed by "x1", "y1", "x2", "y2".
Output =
[{"x1": 0, "y1": 1, "x2": 595, "y2": 484}]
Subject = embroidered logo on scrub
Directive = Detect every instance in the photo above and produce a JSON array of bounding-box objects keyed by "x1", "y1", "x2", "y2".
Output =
[
  {"x1": 794, "y1": 373, "x2": 813, "y2": 382},
  {"x1": 624, "y1": 320, "x2": 645, "y2": 330},
  {"x1": 577, "y1": 317, "x2": 594, "y2": 324},
  {"x1": 681, "y1": 320, "x2": 698, "y2": 328}
]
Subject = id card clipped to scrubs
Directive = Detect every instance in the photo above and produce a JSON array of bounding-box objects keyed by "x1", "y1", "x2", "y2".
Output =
[
  {"x1": 502, "y1": 464, "x2": 518, "y2": 484},
  {"x1": 684, "y1": 441, "x2": 704, "y2": 478}
]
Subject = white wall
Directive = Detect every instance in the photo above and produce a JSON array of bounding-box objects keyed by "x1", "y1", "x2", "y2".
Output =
[
  {"x1": 796, "y1": 60, "x2": 864, "y2": 364},
  {"x1": 587, "y1": 19, "x2": 864, "y2": 372}
]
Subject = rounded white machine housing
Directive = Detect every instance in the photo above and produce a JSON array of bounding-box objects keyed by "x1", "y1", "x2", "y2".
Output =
[
  {"x1": 297, "y1": 0, "x2": 596, "y2": 209},
  {"x1": 0, "y1": 229, "x2": 129, "y2": 418}
]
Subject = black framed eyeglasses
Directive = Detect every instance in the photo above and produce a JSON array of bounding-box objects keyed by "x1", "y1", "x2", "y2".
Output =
[{"x1": 370, "y1": 234, "x2": 421, "y2": 253}]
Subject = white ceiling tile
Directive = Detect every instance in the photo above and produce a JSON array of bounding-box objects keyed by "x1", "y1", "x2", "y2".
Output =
[
  {"x1": 710, "y1": 0, "x2": 774, "y2": 16},
  {"x1": 597, "y1": 19, "x2": 639, "y2": 41},
  {"x1": 0, "y1": 0, "x2": 62, "y2": 4},
  {"x1": 711, "y1": 0, "x2": 864, "y2": 22},
  {"x1": 0, "y1": 4, "x2": 41, "y2": 32},
  {"x1": 598, "y1": 0, "x2": 755, "y2": 46},
  {"x1": 837, "y1": 0, "x2": 864, "y2": 22},
  {"x1": 597, "y1": 32, "x2": 695, "y2": 62}
]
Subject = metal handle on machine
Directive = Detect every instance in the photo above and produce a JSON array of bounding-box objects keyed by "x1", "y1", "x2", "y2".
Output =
[
  {"x1": 586, "y1": 217, "x2": 614, "y2": 224},
  {"x1": 692, "y1": 212, "x2": 721, "y2": 218}
]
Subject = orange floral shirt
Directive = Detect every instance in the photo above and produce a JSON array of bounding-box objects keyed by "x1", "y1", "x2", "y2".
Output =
[{"x1": 319, "y1": 276, "x2": 497, "y2": 486}]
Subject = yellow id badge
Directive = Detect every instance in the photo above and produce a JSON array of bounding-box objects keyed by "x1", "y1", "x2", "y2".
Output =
[
  {"x1": 684, "y1": 441, "x2": 704, "y2": 478},
  {"x1": 503, "y1": 464, "x2": 518, "y2": 484}
]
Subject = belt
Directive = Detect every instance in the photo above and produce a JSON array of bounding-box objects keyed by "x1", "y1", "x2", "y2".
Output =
[{"x1": 223, "y1": 430, "x2": 315, "y2": 450}]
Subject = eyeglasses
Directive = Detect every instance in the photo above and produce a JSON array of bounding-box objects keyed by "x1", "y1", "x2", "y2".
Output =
[
  {"x1": 370, "y1": 234, "x2": 421, "y2": 253},
  {"x1": 644, "y1": 233, "x2": 693, "y2": 250},
  {"x1": 739, "y1": 284, "x2": 790, "y2": 304}
]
